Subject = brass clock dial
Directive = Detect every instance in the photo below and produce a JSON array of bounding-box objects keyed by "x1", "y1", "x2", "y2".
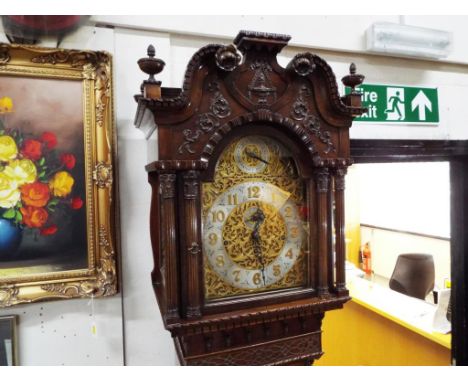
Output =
[{"x1": 202, "y1": 135, "x2": 308, "y2": 300}]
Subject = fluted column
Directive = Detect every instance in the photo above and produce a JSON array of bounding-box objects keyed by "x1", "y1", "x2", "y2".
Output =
[
  {"x1": 159, "y1": 173, "x2": 179, "y2": 321},
  {"x1": 334, "y1": 167, "x2": 347, "y2": 295},
  {"x1": 182, "y1": 170, "x2": 202, "y2": 318},
  {"x1": 315, "y1": 167, "x2": 330, "y2": 297}
]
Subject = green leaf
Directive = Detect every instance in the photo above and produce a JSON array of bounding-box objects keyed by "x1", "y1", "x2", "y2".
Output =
[
  {"x1": 14, "y1": 210, "x2": 22, "y2": 223},
  {"x1": 38, "y1": 157, "x2": 45, "y2": 166},
  {"x1": 2, "y1": 208, "x2": 16, "y2": 219},
  {"x1": 48, "y1": 198, "x2": 59, "y2": 207},
  {"x1": 38, "y1": 170, "x2": 46, "y2": 179}
]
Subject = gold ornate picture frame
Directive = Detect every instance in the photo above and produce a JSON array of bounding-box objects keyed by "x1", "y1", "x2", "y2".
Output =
[{"x1": 0, "y1": 44, "x2": 117, "y2": 307}]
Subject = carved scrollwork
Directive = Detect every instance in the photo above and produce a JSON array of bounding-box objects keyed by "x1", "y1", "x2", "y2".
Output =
[
  {"x1": 95, "y1": 61, "x2": 111, "y2": 128},
  {"x1": 197, "y1": 113, "x2": 220, "y2": 133},
  {"x1": 0, "y1": 285, "x2": 31, "y2": 308},
  {"x1": 93, "y1": 162, "x2": 113, "y2": 188},
  {"x1": 215, "y1": 44, "x2": 242, "y2": 72},
  {"x1": 179, "y1": 129, "x2": 203, "y2": 154},
  {"x1": 178, "y1": 82, "x2": 231, "y2": 155},
  {"x1": 291, "y1": 86, "x2": 336, "y2": 155},
  {"x1": 31, "y1": 50, "x2": 110, "y2": 68},
  {"x1": 40, "y1": 226, "x2": 117, "y2": 299},
  {"x1": 291, "y1": 87, "x2": 309, "y2": 121},
  {"x1": 211, "y1": 92, "x2": 231, "y2": 119}
]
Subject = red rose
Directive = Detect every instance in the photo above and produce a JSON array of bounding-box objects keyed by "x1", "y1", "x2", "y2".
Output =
[
  {"x1": 40, "y1": 225, "x2": 58, "y2": 236},
  {"x1": 60, "y1": 153, "x2": 76, "y2": 169},
  {"x1": 71, "y1": 196, "x2": 83, "y2": 210},
  {"x1": 41, "y1": 132, "x2": 57, "y2": 149},
  {"x1": 20, "y1": 182, "x2": 50, "y2": 207},
  {"x1": 20, "y1": 206, "x2": 49, "y2": 228},
  {"x1": 21, "y1": 139, "x2": 42, "y2": 161}
]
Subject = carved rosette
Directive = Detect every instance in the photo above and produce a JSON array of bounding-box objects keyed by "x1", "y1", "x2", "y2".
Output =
[
  {"x1": 93, "y1": 162, "x2": 113, "y2": 188},
  {"x1": 160, "y1": 173, "x2": 177, "y2": 198},
  {"x1": 291, "y1": 53, "x2": 316, "y2": 77},
  {"x1": 215, "y1": 44, "x2": 242, "y2": 72}
]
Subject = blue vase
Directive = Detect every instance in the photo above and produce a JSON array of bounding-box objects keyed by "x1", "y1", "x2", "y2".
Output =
[{"x1": 0, "y1": 218, "x2": 23, "y2": 261}]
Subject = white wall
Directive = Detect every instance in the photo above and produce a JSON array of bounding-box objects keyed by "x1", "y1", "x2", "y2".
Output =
[
  {"x1": 361, "y1": 226, "x2": 450, "y2": 290},
  {"x1": 1, "y1": 15, "x2": 467, "y2": 365}
]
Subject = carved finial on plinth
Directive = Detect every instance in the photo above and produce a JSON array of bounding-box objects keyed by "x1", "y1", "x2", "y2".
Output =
[
  {"x1": 341, "y1": 63, "x2": 364, "y2": 95},
  {"x1": 341, "y1": 63, "x2": 365, "y2": 112},
  {"x1": 137, "y1": 44, "x2": 166, "y2": 99}
]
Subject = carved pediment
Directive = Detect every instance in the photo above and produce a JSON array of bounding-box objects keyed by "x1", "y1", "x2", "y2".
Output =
[{"x1": 135, "y1": 30, "x2": 365, "y2": 164}]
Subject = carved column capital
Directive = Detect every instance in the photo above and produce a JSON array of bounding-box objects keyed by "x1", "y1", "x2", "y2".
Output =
[
  {"x1": 159, "y1": 173, "x2": 177, "y2": 199},
  {"x1": 314, "y1": 167, "x2": 330, "y2": 193},
  {"x1": 333, "y1": 167, "x2": 347, "y2": 191},
  {"x1": 183, "y1": 170, "x2": 200, "y2": 199}
]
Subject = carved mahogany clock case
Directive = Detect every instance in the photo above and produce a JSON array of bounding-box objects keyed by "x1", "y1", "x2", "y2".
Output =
[{"x1": 135, "y1": 30, "x2": 365, "y2": 365}]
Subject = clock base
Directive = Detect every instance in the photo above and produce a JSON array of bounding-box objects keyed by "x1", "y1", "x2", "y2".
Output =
[
  {"x1": 174, "y1": 328, "x2": 322, "y2": 366},
  {"x1": 169, "y1": 295, "x2": 349, "y2": 366}
]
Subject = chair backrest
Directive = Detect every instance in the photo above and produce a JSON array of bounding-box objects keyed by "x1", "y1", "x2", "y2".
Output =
[{"x1": 389, "y1": 254, "x2": 435, "y2": 300}]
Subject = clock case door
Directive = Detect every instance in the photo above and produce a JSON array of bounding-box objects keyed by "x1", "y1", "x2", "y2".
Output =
[
  {"x1": 135, "y1": 30, "x2": 365, "y2": 364},
  {"x1": 200, "y1": 127, "x2": 315, "y2": 312}
]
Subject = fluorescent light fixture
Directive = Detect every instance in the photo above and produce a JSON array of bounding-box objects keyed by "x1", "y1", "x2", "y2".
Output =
[{"x1": 366, "y1": 22, "x2": 452, "y2": 59}]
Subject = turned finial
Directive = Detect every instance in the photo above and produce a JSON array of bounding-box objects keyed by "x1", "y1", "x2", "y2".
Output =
[
  {"x1": 341, "y1": 63, "x2": 364, "y2": 94},
  {"x1": 137, "y1": 44, "x2": 165, "y2": 99}
]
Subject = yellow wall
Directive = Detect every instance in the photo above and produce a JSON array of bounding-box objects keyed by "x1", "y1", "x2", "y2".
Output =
[{"x1": 315, "y1": 301, "x2": 451, "y2": 366}]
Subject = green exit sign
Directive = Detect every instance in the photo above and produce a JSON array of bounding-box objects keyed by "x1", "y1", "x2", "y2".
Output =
[{"x1": 346, "y1": 84, "x2": 439, "y2": 124}]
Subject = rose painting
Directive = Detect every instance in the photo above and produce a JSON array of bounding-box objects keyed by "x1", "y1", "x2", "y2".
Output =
[{"x1": 0, "y1": 76, "x2": 87, "y2": 278}]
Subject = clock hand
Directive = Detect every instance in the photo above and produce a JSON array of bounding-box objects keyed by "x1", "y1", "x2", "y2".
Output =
[
  {"x1": 245, "y1": 149, "x2": 269, "y2": 164},
  {"x1": 250, "y1": 207, "x2": 266, "y2": 286}
]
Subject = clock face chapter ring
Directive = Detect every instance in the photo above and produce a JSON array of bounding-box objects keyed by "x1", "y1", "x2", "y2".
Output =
[{"x1": 203, "y1": 181, "x2": 304, "y2": 290}]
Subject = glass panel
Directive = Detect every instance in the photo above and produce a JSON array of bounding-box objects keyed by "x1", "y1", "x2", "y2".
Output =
[{"x1": 202, "y1": 135, "x2": 308, "y2": 300}]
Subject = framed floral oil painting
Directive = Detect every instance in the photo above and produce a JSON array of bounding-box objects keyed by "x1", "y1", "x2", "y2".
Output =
[{"x1": 0, "y1": 44, "x2": 118, "y2": 307}]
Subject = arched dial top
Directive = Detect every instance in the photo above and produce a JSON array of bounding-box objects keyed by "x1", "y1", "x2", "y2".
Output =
[{"x1": 202, "y1": 135, "x2": 309, "y2": 300}]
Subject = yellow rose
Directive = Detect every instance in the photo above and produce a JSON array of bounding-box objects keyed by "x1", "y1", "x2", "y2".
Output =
[
  {"x1": 0, "y1": 135, "x2": 18, "y2": 162},
  {"x1": 0, "y1": 97, "x2": 13, "y2": 114},
  {"x1": 3, "y1": 159, "x2": 37, "y2": 186},
  {"x1": 0, "y1": 172, "x2": 20, "y2": 208},
  {"x1": 49, "y1": 171, "x2": 74, "y2": 197}
]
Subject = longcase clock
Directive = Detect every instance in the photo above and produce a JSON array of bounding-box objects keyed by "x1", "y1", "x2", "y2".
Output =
[{"x1": 134, "y1": 30, "x2": 365, "y2": 366}]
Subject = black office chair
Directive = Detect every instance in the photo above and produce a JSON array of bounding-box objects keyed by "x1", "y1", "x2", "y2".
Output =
[{"x1": 389, "y1": 254, "x2": 435, "y2": 300}]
